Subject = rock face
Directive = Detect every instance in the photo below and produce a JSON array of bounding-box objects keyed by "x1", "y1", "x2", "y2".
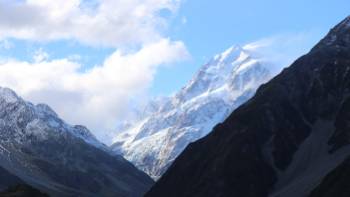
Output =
[
  {"x1": 111, "y1": 45, "x2": 277, "y2": 179},
  {"x1": 0, "y1": 87, "x2": 153, "y2": 197},
  {"x1": 145, "y1": 16, "x2": 350, "y2": 197}
]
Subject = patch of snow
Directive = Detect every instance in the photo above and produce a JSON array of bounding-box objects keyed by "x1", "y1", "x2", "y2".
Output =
[
  {"x1": 219, "y1": 46, "x2": 240, "y2": 62},
  {"x1": 235, "y1": 59, "x2": 259, "y2": 73},
  {"x1": 25, "y1": 119, "x2": 49, "y2": 140},
  {"x1": 71, "y1": 125, "x2": 106, "y2": 149},
  {"x1": 48, "y1": 119, "x2": 60, "y2": 128},
  {"x1": 0, "y1": 88, "x2": 19, "y2": 104},
  {"x1": 35, "y1": 103, "x2": 58, "y2": 118}
]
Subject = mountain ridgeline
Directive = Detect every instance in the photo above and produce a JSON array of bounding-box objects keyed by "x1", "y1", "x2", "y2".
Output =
[
  {"x1": 111, "y1": 44, "x2": 276, "y2": 180},
  {"x1": 0, "y1": 88, "x2": 153, "y2": 197},
  {"x1": 146, "y1": 16, "x2": 350, "y2": 197}
]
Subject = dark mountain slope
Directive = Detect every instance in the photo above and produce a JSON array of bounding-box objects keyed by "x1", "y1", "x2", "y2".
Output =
[
  {"x1": 309, "y1": 156, "x2": 350, "y2": 197},
  {"x1": 0, "y1": 166, "x2": 48, "y2": 197},
  {"x1": 0, "y1": 166, "x2": 24, "y2": 191},
  {"x1": 146, "y1": 16, "x2": 350, "y2": 197},
  {"x1": 0, "y1": 184, "x2": 49, "y2": 197}
]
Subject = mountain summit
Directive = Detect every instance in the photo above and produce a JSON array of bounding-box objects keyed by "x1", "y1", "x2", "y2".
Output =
[
  {"x1": 0, "y1": 87, "x2": 153, "y2": 196},
  {"x1": 111, "y1": 44, "x2": 278, "y2": 179},
  {"x1": 146, "y1": 16, "x2": 350, "y2": 197}
]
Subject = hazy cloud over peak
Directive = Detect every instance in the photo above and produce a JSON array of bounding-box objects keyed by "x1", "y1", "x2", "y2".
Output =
[
  {"x1": 0, "y1": 0, "x2": 188, "y2": 143},
  {"x1": 0, "y1": 39, "x2": 188, "y2": 143}
]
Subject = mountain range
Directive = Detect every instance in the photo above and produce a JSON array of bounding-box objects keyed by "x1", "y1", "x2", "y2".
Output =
[
  {"x1": 0, "y1": 13, "x2": 350, "y2": 197},
  {"x1": 0, "y1": 87, "x2": 153, "y2": 196},
  {"x1": 111, "y1": 44, "x2": 279, "y2": 179},
  {"x1": 145, "y1": 16, "x2": 350, "y2": 197}
]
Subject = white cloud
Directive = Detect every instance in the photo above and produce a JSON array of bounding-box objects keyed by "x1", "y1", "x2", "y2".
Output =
[
  {"x1": 33, "y1": 48, "x2": 49, "y2": 62},
  {"x1": 243, "y1": 32, "x2": 321, "y2": 74},
  {"x1": 0, "y1": 39, "x2": 188, "y2": 144},
  {"x1": 0, "y1": 0, "x2": 189, "y2": 144},
  {"x1": 0, "y1": 0, "x2": 181, "y2": 47},
  {"x1": 0, "y1": 1, "x2": 319, "y2": 148}
]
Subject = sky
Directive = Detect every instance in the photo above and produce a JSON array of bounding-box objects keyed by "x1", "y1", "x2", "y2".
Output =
[{"x1": 0, "y1": 0, "x2": 348, "y2": 143}]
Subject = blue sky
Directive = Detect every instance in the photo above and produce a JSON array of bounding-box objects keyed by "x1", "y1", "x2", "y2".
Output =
[
  {"x1": 0, "y1": 0, "x2": 348, "y2": 142},
  {"x1": 151, "y1": 0, "x2": 350, "y2": 95},
  {"x1": 2, "y1": 1, "x2": 349, "y2": 96}
]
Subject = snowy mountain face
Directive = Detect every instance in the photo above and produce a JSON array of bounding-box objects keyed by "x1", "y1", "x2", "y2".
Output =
[
  {"x1": 0, "y1": 87, "x2": 106, "y2": 151},
  {"x1": 0, "y1": 87, "x2": 153, "y2": 196},
  {"x1": 111, "y1": 45, "x2": 278, "y2": 179}
]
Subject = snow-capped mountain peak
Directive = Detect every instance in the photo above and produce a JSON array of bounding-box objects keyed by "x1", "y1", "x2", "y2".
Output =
[
  {"x1": 35, "y1": 103, "x2": 58, "y2": 118},
  {"x1": 177, "y1": 45, "x2": 262, "y2": 103},
  {"x1": 111, "y1": 43, "x2": 279, "y2": 179},
  {"x1": 0, "y1": 88, "x2": 20, "y2": 104},
  {"x1": 213, "y1": 45, "x2": 243, "y2": 63},
  {"x1": 0, "y1": 87, "x2": 104, "y2": 149},
  {"x1": 0, "y1": 86, "x2": 153, "y2": 196}
]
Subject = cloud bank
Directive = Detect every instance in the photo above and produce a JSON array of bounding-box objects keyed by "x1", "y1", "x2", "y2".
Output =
[
  {"x1": 0, "y1": 0, "x2": 188, "y2": 144},
  {"x1": 243, "y1": 32, "x2": 321, "y2": 74},
  {"x1": 0, "y1": 0, "x2": 180, "y2": 47},
  {"x1": 0, "y1": 1, "x2": 319, "y2": 145},
  {"x1": 0, "y1": 39, "x2": 188, "y2": 143}
]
